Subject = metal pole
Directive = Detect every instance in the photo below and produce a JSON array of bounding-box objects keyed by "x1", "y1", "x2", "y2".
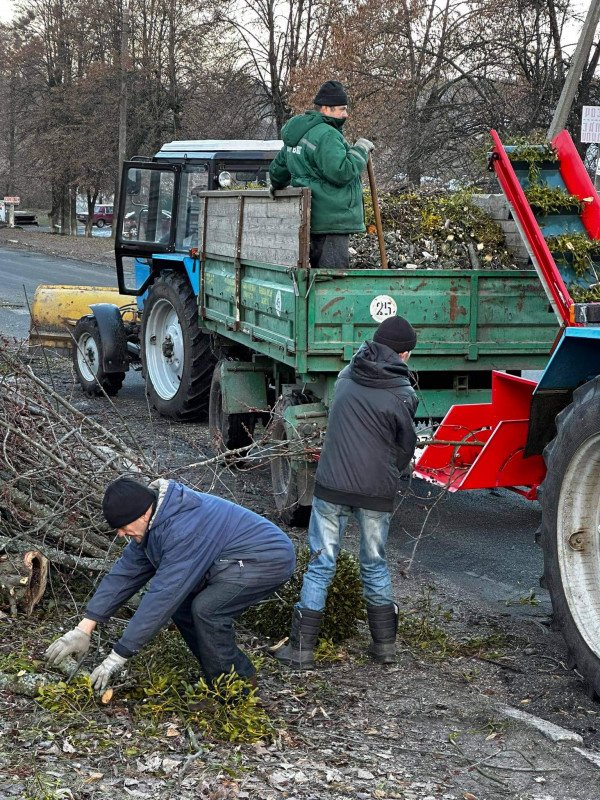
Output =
[
  {"x1": 547, "y1": 0, "x2": 600, "y2": 141},
  {"x1": 113, "y1": 0, "x2": 129, "y2": 238},
  {"x1": 367, "y1": 155, "x2": 389, "y2": 269}
]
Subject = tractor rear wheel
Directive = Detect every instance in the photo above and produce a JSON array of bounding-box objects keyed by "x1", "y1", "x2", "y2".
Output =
[
  {"x1": 269, "y1": 395, "x2": 313, "y2": 527},
  {"x1": 72, "y1": 316, "x2": 125, "y2": 397},
  {"x1": 208, "y1": 362, "x2": 255, "y2": 453},
  {"x1": 141, "y1": 271, "x2": 216, "y2": 420},
  {"x1": 540, "y1": 375, "x2": 600, "y2": 698}
]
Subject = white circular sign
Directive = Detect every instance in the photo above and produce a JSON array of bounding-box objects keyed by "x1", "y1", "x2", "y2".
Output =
[
  {"x1": 370, "y1": 294, "x2": 397, "y2": 323},
  {"x1": 275, "y1": 289, "x2": 282, "y2": 317}
]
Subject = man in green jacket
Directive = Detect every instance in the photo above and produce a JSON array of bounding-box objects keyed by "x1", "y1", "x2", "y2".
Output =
[{"x1": 269, "y1": 80, "x2": 374, "y2": 269}]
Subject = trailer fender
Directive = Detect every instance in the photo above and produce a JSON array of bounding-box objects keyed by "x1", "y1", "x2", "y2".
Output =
[
  {"x1": 89, "y1": 303, "x2": 129, "y2": 373},
  {"x1": 218, "y1": 361, "x2": 269, "y2": 414}
]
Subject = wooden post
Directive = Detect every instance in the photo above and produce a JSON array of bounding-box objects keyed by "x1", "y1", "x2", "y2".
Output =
[{"x1": 367, "y1": 155, "x2": 389, "y2": 269}]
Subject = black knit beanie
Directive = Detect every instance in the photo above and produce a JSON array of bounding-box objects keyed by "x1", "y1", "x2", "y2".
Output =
[
  {"x1": 313, "y1": 80, "x2": 348, "y2": 107},
  {"x1": 373, "y1": 315, "x2": 417, "y2": 353},
  {"x1": 102, "y1": 477, "x2": 157, "y2": 529}
]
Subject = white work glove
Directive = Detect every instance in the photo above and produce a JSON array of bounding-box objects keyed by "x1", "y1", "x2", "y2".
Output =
[
  {"x1": 89, "y1": 650, "x2": 128, "y2": 693},
  {"x1": 45, "y1": 627, "x2": 90, "y2": 665},
  {"x1": 354, "y1": 137, "x2": 375, "y2": 154},
  {"x1": 268, "y1": 184, "x2": 278, "y2": 199}
]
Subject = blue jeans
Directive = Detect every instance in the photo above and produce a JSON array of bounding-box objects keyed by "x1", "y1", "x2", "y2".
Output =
[
  {"x1": 172, "y1": 559, "x2": 292, "y2": 683},
  {"x1": 298, "y1": 497, "x2": 393, "y2": 612}
]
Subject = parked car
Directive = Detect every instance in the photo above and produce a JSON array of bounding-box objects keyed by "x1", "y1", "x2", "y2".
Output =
[{"x1": 77, "y1": 204, "x2": 114, "y2": 228}]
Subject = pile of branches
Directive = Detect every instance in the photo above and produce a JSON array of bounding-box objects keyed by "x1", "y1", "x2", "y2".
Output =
[
  {"x1": 350, "y1": 189, "x2": 518, "y2": 271},
  {"x1": 0, "y1": 339, "x2": 155, "y2": 583}
]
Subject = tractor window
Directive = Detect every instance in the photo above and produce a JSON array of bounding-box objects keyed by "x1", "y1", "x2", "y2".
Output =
[
  {"x1": 122, "y1": 168, "x2": 175, "y2": 244},
  {"x1": 215, "y1": 162, "x2": 270, "y2": 188},
  {"x1": 175, "y1": 165, "x2": 209, "y2": 251}
]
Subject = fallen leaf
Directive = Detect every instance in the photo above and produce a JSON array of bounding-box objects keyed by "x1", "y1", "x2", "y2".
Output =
[
  {"x1": 463, "y1": 793, "x2": 478, "y2": 800},
  {"x1": 86, "y1": 773, "x2": 103, "y2": 782},
  {"x1": 166, "y1": 725, "x2": 180, "y2": 737}
]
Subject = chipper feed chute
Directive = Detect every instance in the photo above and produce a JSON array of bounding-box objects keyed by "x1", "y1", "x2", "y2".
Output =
[
  {"x1": 414, "y1": 371, "x2": 546, "y2": 499},
  {"x1": 28, "y1": 285, "x2": 135, "y2": 355}
]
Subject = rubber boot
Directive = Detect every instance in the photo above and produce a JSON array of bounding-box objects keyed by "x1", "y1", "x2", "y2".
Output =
[
  {"x1": 367, "y1": 603, "x2": 398, "y2": 664},
  {"x1": 274, "y1": 608, "x2": 323, "y2": 669}
]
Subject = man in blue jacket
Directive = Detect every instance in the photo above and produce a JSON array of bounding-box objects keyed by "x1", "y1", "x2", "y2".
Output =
[
  {"x1": 275, "y1": 315, "x2": 418, "y2": 669},
  {"x1": 45, "y1": 478, "x2": 295, "y2": 692}
]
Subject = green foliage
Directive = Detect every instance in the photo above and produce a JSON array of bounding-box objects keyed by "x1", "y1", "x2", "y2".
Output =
[
  {"x1": 546, "y1": 232, "x2": 600, "y2": 278},
  {"x1": 505, "y1": 141, "x2": 558, "y2": 182},
  {"x1": 524, "y1": 184, "x2": 583, "y2": 215},
  {"x1": 133, "y1": 670, "x2": 272, "y2": 744},
  {"x1": 363, "y1": 188, "x2": 511, "y2": 268},
  {"x1": 0, "y1": 648, "x2": 38, "y2": 674},
  {"x1": 569, "y1": 283, "x2": 600, "y2": 302},
  {"x1": 397, "y1": 586, "x2": 510, "y2": 660},
  {"x1": 36, "y1": 676, "x2": 97, "y2": 715},
  {"x1": 242, "y1": 547, "x2": 366, "y2": 643}
]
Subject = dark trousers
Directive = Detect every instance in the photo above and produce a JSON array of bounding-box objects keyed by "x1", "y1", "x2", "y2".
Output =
[
  {"x1": 171, "y1": 560, "x2": 288, "y2": 683},
  {"x1": 310, "y1": 233, "x2": 350, "y2": 269}
]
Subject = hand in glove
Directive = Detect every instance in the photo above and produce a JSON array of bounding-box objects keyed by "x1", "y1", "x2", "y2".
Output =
[
  {"x1": 45, "y1": 627, "x2": 90, "y2": 665},
  {"x1": 268, "y1": 184, "x2": 278, "y2": 200},
  {"x1": 354, "y1": 137, "x2": 375, "y2": 154},
  {"x1": 89, "y1": 650, "x2": 128, "y2": 693}
]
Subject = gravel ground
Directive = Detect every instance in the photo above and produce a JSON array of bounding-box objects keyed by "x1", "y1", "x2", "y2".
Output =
[{"x1": 0, "y1": 231, "x2": 599, "y2": 799}]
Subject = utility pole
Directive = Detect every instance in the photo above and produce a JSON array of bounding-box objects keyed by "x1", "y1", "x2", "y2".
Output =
[
  {"x1": 547, "y1": 0, "x2": 600, "y2": 140},
  {"x1": 113, "y1": 0, "x2": 129, "y2": 238}
]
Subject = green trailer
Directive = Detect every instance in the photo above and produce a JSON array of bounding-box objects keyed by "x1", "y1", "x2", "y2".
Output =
[{"x1": 70, "y1": 158, "x2": 558, "y2": 523}]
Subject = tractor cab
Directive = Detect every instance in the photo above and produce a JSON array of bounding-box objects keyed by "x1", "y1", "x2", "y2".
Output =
[{"x1": 115, "y1": 140, "x2": 283, "y2": 293}]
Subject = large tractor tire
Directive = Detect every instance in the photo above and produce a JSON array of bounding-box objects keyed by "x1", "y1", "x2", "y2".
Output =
[
  {"x1": 208, "y1": 362, "x2": 255, "y2": 453},
  {"x1": 540, "y1": 376, "x2": 600, "y2": 698},
  {"x1": 269, "y1": 395, "x2": 314, "y2": 528},
  {"x1": 72, "y1": 316, "x2": 125, "y2": 397},
  {"x1": 141, "y1": 271, "x2": 216, "y2": 420}
]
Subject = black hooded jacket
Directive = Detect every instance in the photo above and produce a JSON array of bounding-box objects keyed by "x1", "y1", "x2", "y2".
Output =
[{"x1": 314, "y1": 341, "x2": 418, "y2": 512}]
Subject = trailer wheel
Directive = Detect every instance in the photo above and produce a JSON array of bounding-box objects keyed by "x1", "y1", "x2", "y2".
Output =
[
  {"x1": 208, "y1": 363, "x2": 255, "y2": 453},
  {"x1": 72, "y1": 317, "x2": 125, "y2": 397},
  {"x1": 269, "y1": 396, "x2": 313, "y2": 527},
  {"x1": 141, "y1": 271, "x2": 215, "y2": 420},
  {"x1": 540, "y1": 375, "x2": 600, "y2": 698}
]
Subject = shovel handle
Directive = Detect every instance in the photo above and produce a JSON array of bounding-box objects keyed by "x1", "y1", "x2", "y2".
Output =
[{"x1": 367, "y1": 154, "x2": 389, "y2": 269}]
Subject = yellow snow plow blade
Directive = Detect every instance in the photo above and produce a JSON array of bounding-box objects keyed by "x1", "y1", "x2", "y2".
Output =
[{"x1": 28, "y1": 285, "x2": 136, "y2": 355}]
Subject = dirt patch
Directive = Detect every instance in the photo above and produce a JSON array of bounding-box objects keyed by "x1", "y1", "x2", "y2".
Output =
[{"x1": 0, "y1": 226, "x2": 115, "y2": 266}]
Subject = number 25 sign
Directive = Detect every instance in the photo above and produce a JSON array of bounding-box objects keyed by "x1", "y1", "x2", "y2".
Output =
[{"x1": 370, "y1": 294, "x2": 397, "y2": 323}]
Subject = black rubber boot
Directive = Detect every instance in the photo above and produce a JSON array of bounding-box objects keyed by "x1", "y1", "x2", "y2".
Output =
[
  {"x1": 274, "y1": 608, "x2": 323, "y2": 669},
  {"x1": 367, "y1": 603, "x2": 398, "y2": 664}
]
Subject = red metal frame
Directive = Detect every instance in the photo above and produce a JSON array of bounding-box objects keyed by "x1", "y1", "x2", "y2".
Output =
[
  {"x1": 490, "y1": 129, "x2": 572, "y2": 325},
  {"x1": 552, "y1": 129, "x2": 600, "y2": 238},
  {"x1": 414, "y1": 372, "x2": 545, "y2": 496}
]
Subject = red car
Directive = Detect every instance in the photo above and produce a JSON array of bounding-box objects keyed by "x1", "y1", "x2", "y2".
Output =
[{"x1": 77, "y1": 204, "x2": 114, "y2": 228}]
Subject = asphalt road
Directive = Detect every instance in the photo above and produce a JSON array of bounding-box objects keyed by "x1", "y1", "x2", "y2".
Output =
[
  {"x1": 0, "y1": 244, "x2": 549, "y2": 619},
  {"x1": 0, "y1": 245, "x2": 116, "y2": 339}
]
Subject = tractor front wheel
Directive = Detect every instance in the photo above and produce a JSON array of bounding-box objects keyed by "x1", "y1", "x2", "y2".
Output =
[
  {"x1": 540, "y1": 375, "x2": 600, "y2": 697},
  {"x1": 72, "y1": 316, "x2": 125, "y2": 397}
]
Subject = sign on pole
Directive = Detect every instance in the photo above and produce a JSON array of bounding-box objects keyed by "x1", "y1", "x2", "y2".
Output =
[
  {"x1": 3, "y1": 196, "x2": 20, "y2": 205},
  {"x1": 581, "y1": 106, "x2": 600, "y2": 143}
]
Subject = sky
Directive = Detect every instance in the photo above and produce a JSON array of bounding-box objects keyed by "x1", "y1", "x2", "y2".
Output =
[{"x1": 0, "y1": 0, "x2": 591, "y2": 41}]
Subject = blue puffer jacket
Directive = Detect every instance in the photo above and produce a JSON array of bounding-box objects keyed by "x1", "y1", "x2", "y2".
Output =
[{"x1": 84, "y1": 480, "x2": 295, "y2": 657}]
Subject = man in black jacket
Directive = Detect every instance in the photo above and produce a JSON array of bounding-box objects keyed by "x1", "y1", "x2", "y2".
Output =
[{"x1": 275, "y1": 315, "x2": 418, "y2": 669}]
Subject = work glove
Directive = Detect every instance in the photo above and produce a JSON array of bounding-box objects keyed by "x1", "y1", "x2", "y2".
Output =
[
  {"x1": 45, "y1": 627, "x2": 91, "y2": 666},
  {"x1": 268, "y1": 184, "x2": 278, "y2": 200},
  {"x1": 354, "y1": 137, "x2": 375, "y2": 155},
  {"x1": 89, "y1": 650, "x2": 128, "y2": 693}
]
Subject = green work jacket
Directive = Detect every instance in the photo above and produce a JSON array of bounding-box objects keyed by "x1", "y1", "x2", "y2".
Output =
[{"x1": 269, "y1": 110, "x2": 367, "y2": 234}]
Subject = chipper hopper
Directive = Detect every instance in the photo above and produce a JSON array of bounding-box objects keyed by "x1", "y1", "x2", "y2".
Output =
[{"x1": 415, "y1": 129, "x2": 600, "y2": 700}]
